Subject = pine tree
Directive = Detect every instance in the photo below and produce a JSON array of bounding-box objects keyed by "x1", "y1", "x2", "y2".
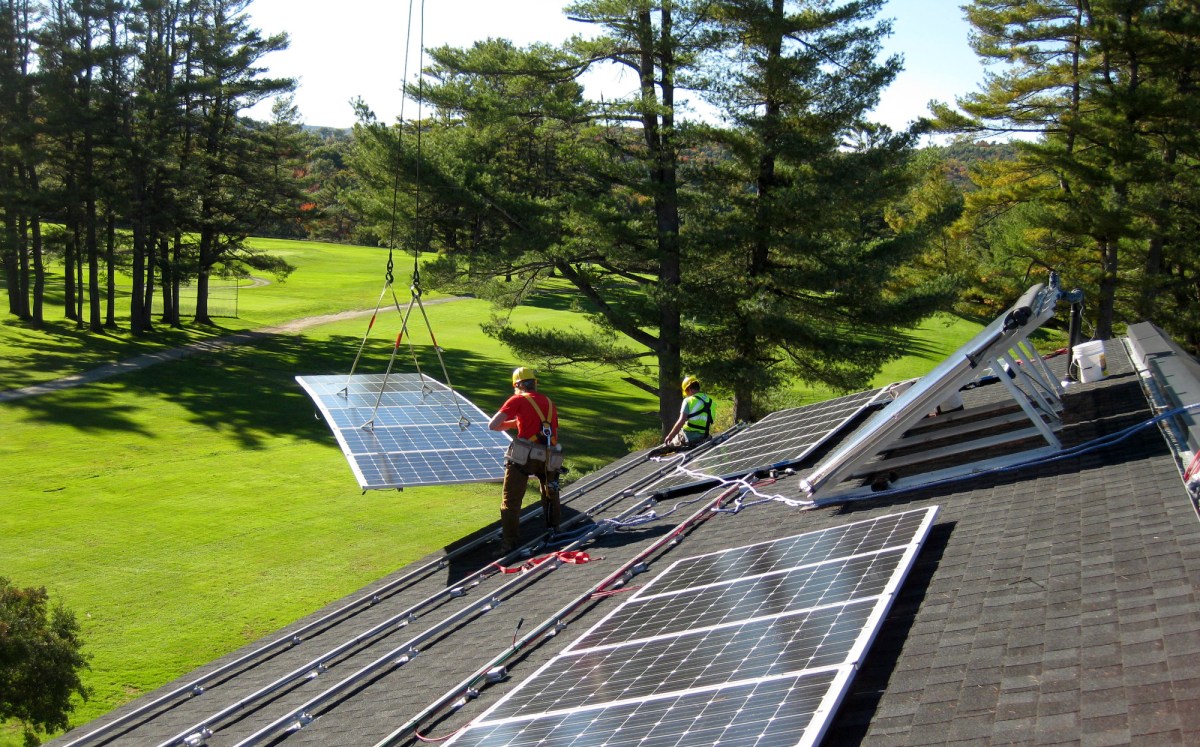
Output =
[
  {"x1": 183, "y1": 0, "x2": 294, "y2": 325},
  {"x1": 688, "y1": 0, "x2": 951, "y2": 419},
  {"x1": 935, "y1": 0, "x2": 1200, "y2": 346}
]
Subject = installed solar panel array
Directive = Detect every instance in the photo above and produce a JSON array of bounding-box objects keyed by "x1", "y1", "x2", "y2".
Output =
[
  {"x1": 446, "y1": 506, "x2": 938, "y2": 747},
  {"x1": 642, "y1": 388, "x2": 886, "y2": 495},
  {"x1": 296, "y1": 373, "x2": 511, "y2": 490}
]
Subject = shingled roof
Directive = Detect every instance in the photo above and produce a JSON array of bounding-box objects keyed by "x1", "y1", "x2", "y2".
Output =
[{"x1": 54, "y1": 320, "x2": 1200, "y2": 747}]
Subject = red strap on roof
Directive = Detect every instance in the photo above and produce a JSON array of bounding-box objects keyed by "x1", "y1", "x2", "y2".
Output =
[{"x1": 492, "y1": 550, "x2": 591, "y2": 574}]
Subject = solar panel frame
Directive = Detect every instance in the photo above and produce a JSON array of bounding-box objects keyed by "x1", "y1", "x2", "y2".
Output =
[
  {"x1": 445, "y1": 507, "x2": 938, "y2": 747},
  {"x1": 296, "y1": 373, "x2": 512, "y2": 490},
  {"x1": 800, "y1": 282, "x2": 1062, "y2": 499},
  {"x1": 639, "y1": 388, "x2": 887, "y2": 496}
]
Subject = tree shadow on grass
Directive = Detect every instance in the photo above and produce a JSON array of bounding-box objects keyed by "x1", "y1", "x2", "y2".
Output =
[
  {"x1": 8, "y1": 389, "x2": 159, "y2": 436},
  {"x1": 0, "y1": 316, "x2": 242, "y2": 392},
  {"x1": 4, "y1": 330, "x2": 659, "y2": 465}
]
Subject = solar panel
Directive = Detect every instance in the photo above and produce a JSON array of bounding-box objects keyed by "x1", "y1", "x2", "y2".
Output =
[
  {"x1": 296, "y1": 373, "x2": 511, "y2": 490},
  {"x1": 445, "y1": 507, "x2": 938, "y2": 747},
  {"x1": 640, "y1": 388, "x2": 885, "y2": 495},
  {"x1": 799, "y1": 281, "x2": 1065, "y2": 501}
]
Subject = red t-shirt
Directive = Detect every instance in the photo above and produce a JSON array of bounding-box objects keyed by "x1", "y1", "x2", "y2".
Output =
[{"x1": 499, "y1": 392, "x2": 559, "y2": 443}]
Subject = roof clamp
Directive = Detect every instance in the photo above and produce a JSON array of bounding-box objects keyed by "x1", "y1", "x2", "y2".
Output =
[
  {"x1": 397, "y1": 613, "x2": 415, "y2": 628},
  {"x1": 630, "y1": 561, "x2": 648, "y2": 576},
  {"x1": 189, "y1": 684, "x2": 205, "y2": 696},
  {"x1": 370, "y1": 593, "x2": 381, "y2": 605},
  {"x1": 290, "y1": 634, "x2": 302, "y2": 646},
  {"x1": 307, "y1": 663, "x2": 327, "y2": 679},
  {"x1": 182, "y1": 729, "x2": 212, "y2": 747},
  {"x1": 465, "y1": 687, "x2": 480, "y2": 700},
  {"x1": 291, "y1": 712, "x2": 314, "y2": 730},
  {"x1": 395, "y1": 647, "x2": 419, "y2": 666},
  {"x1": 449, "y1": 586, "x2": 467, "y2": 598}
]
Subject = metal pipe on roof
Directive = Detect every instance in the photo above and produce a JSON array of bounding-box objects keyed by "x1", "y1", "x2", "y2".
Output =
[
  {"x1": 64, "y1": 448, "x2": 670, "y2": 747},
  {"x1": 162, "y1": 436, "x2": 740, "y2": 747},
  {"x1": 229, "y1": 482, "x2": 692, "y2": 747},
  {"x1": 373, "y1": 481, "x2": 745, "y2": 747}
]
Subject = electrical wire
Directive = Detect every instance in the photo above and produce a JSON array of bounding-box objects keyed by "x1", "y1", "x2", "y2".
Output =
[{"x1": 816, "y1": 402, "x2": 1200, "y2": 507}]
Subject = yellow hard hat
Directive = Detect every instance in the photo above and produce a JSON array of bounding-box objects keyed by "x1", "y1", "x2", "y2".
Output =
[
  {"x1": 512, "y1": 366, "x2": 537, "y2": 386},
  {"x1": 681, "y1": 375, "x2": 700, "y2": 396}
]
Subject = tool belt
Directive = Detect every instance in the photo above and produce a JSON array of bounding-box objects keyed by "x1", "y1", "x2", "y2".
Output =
[{"x1": 506, "y1": 438, "x2": 564, "y2": 471}]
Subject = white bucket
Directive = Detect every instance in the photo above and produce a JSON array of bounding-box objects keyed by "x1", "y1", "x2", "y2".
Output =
[{"x1": 1074, "y1": 339, "x2": 1108, "y2": 383}]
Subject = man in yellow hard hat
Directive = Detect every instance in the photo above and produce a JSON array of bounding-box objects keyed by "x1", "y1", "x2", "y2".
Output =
[
  {"x1": 663, "y1": 375, "x2": 714, "y2": 448},
  {"x1": 488, "y1": 366, "x2": 562, "y2": 555}
]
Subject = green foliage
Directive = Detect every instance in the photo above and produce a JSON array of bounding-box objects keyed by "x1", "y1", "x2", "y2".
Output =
[
  {"x1": 0, "y1": 0, "x2": 302, "y2": 331},
  {"x1": 355, "y1": 18, "x2": 697, "y2": 430},
  {"x1": 0, "y1": 578, "x2": 89, "y2": 745},
  {"x1": 678, "y1": 0, "x2": 956, "y2": 419},
  {"x1": 933, "y1": 0, "x2": 1200, "y2": 351}
]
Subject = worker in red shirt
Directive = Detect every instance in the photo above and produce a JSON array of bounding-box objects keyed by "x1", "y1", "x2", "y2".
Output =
[{"x1": 488, "y1": 367, "x2": 562, "y2": 555}]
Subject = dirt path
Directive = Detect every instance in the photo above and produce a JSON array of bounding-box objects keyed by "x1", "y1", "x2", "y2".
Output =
[{"x1": 0, "y1": 297, "x2": 467, "y2": 403}]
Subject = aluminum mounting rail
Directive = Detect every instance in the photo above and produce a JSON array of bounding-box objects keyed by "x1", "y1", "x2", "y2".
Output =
[
  {"x1": 373, "y1": 481, "x2": 746, "y2": 747},
  {"x1": 226, "y1": 483, "x2": 687, "y2": 747}
]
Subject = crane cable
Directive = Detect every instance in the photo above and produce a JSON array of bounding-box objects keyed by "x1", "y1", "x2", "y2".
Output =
[{"x1": 341, "y1": 0, "x2": 468, "y2": 430}]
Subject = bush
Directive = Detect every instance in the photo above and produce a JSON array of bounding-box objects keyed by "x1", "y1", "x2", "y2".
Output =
[{"x1": 0, "y1": 578, "x2": 89, "y2": 746}]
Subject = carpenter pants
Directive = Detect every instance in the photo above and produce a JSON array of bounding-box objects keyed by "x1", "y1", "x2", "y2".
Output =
[{"x1": 500, "y1": 457, "x2": 561, "y2": 550}]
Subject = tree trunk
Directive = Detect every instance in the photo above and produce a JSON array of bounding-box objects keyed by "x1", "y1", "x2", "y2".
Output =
[
  {"x1": 2, "y1": 208, "x2": 18, "y2": 317},
  {"x1": 130, "y1": 222, "x2": 146, "y2": 335},
  {"x1": 104, "y1": 214, "x2": 116, "y2": 328},
  {"x1": 30, "y1": 215, "x2": 43, "y2": 326},
  {"x1": 1096, "y1": 236, "x2": 1118, "y2": 340},
  {"x1": 636, "y1": 5, "x2": 683, "y2": 435},
  {"x1": 86, "y1": 192, "x2": 102, "y2": 332},
  {"x1": 75, "y1": 220, "x2": 84, "y2": 325},
  {"x1": 159, "y1": 236, "x2": 174, "y2": 324},
  {"x1": 63, "y1": 207, "x2": 77, "y2": 321}
]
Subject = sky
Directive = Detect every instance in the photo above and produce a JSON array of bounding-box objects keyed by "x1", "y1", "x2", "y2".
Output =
[{"x1": 244, "y1": 0, "x2": 988, "y2": 138}]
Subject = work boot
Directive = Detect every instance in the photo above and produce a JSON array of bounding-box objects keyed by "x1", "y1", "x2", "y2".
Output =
[
  {"x1": 541, "y1": 497, "x2": 561, "y2": 533},
  {"x1": 500, "y1": 508, "x2": 522, "y2": 553}
]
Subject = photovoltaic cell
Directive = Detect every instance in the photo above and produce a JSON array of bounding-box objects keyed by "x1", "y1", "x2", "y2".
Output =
[
  {"x1": 447, "y1": 671, "x2": 847, "y2": 747},
  {"x1": 641, "y1": 388, "x2": 885, "y2": 495},
  {"x1": 445, "y1": 507, "x2": 938, "y2": 747},
  {"x1": 641, "y1": 507, "x2": 933, "y2": 596},
  {"x1": 487, "y1": 600, "x2": 875, "y2": 718},
  {"x1": 296, "y1": 373, "x2": 511, "y2": 490},
  {"x1": 573, "y1": 548, "x2": 907, "y2": 648}
]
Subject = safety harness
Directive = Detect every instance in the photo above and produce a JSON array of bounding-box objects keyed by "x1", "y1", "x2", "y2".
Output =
[
  {"x1": 505, "y1": 393, "x2": 564, "y2": 473},
  {"x1": 519, "y1": 392, "x2": 557, "y2": 445},
  {"x1": 682, "y1": 393, "x2": 714, "y2": 438}
]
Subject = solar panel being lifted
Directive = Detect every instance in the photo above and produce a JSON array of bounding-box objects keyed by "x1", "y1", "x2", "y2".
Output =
[
  {"x1": 296, "y1": 373, "x2": 511, "y2": 490},
  {"x1": 445, "y1": 507, "x2": 938, "y2": 747},
  {"x1": 640, "y1": 388, "x2": 887, "y2": 496}
]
